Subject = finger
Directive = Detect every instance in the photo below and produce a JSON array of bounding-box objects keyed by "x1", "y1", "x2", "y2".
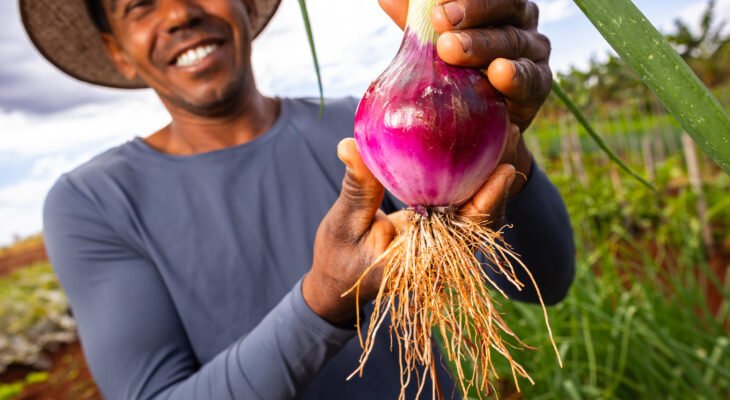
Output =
[
  {"x1": 488, "y1": 58, "x2": 552, "y2": 131},
  {"x1": 488, "y1": 57, "x2": 552, "y2": 104},
  {"x1": 358, "y1": 210, "x2": 397, "y2": 298},
  {"x1": 368, "y1": 210, "x2": 397, "y2": 255},
  {"x1": 458, "y1": 164, "x2": 516, "y2": 222},
  {"x1": 332, "y1": 138, "x2": 385, "y2": 238},
  {"x1": 387, "y1": 210, "x2": 409, "y2": 234},
  {"x1": 436, "y1": 27, "x2": 550, "y2": 69},
  {"x1": 379, "y1": 0, "x2": 408, "y2": 30},
  {"x1": 431, "y1": 0, "x2": 537, "y2": 33},
  {"x1": 498, "y1": 124, "x2": 522, "y2": 166}
]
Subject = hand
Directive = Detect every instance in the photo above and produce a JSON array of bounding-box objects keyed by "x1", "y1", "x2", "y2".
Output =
[
  {"x1": 379, "y1": 0, "x2": 552, "y2": 133},
  {"x1": 304, "y1": 137, "x2": 519, "y2": 326},
  {"x1": 302, "y1": 138, "x2": 396, "y2": 326},
  {"x1": 380, "y1": 0, "x2": 548, "y2": 194}
]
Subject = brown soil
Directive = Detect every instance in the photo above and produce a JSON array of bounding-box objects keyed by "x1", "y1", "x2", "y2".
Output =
[
  {"x1": 1, "y1": 238, "x2": 100, "y2": 399},
  {"x1": 2, "y1": 342, "x2": 100, "y2": 400},
  {"x1": 0, "y1": 244, "x2": 47, "y2": 276}
]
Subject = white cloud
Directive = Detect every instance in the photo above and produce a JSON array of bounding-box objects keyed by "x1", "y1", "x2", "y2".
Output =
[
  {"x1": 0, "y1": 93, "x2": 170, "y2": 245},
  {"x1": 0, "y1": 175, "x2": 56, "y2": 243},
  {"x1": 0, "y1": 93, "x2": 169, "y2": 156},
  {"x1": 252, "y1": 0, "x2": 402, "y2": 98},
  {"x1": 534, "y1": 0, "x2": 579, "y2": 24}
]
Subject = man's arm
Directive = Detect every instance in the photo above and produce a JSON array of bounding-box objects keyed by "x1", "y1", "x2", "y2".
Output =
[{"x1": 43, "y1": 176, "x2": 354, "y2": 400}]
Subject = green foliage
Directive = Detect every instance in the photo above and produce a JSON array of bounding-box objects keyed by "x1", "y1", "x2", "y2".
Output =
[
  {"x1": 551, "y1": 82, "x2": 655, "y2": 191},
  {"x1": 447, "y1": 113, "x2": 730, "y2": 398},
  {"x1": 666, "y1": 0, "x2": 729, "y2": 65},
  {"x1": 490, "y1": 152, "x2": 729, "y2": 398},
  {"x1": 572, "y1": 0, "x2": 730, "y2": 173},
  {"x1": 0, "y1": 372, "x2": 48, "y2": 400},
  {"x1": 550, "y1": 0, "x2": 730, "y2": 117},
  {"x1": 0, "y1": 263, "x2": 75, "y2": 372}
]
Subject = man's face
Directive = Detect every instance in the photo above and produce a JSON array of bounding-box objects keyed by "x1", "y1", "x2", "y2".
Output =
[{"x1": 102, "y1": 0, "x2": 256, "y2": 115}]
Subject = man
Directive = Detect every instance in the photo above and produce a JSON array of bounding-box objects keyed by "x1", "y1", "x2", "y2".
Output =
[{"x1": 24, "y1": 0, "x2": 575, "y2": 398}]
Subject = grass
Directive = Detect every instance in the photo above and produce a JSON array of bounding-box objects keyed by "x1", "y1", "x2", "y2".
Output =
[
  {"x1": 456, "y1": 147, "x2": 730, "y2": 399},
  {"x1": 0, "y1": 263, "x2": 76, "y2": 373}
]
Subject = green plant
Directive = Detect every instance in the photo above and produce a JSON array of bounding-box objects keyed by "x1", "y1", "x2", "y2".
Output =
[
  {"x1": 0, "y1": 372, "x2": 48, "y2": 400},
  {"x1": 572, "y1": 0, "x2": 730, "y2": 174},
  {"x1": 0, "y1": 263, "x2": 76, "y2": 372}
]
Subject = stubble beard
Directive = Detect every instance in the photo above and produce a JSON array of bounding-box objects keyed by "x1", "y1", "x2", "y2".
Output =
[{"x1": 160, "y1": 74, "x2": 250, "y2": 118}]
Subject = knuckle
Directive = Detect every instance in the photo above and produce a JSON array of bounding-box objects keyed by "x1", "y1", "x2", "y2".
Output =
[
  {"x1": 503, "y1": 25, "x2": 526, "y2": 57},
  {"x1": 521, "y1": 60, "x2": 551, "y2": 101},
  {"x1": 520, "y1": 61, "x2": 540, "y2": 90},
  {"x1": 525, "y1": 2, "x2": 539, "y2": 27},
  {"x1": 539, "y1": 64, "x2": 553, "y2": 97},
  {"x1": 534, "y1": 32, "x2": 551, "y2": 59}
]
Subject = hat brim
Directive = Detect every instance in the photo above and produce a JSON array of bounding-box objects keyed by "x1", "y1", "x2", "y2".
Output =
[{"x1": 19, "y1": 0, "x2": 281, "y2": 89}]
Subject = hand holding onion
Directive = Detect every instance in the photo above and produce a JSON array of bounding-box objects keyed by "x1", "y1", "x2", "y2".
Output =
[
  {"x1": 342, "y1": 0, "x2": 560, "y2": 397},
  {"x1": 381, "y1": 0, "x2": 552, "y2": 130},
  {"x1": 381, "y1": 0, "x2": 552, "y2": 195},
  {"x1": 311, "y1": 1, "x2": 556, "y2": 397},
  {"x1": 302, "y1": 138, "x2": 518, "y2": 327}
]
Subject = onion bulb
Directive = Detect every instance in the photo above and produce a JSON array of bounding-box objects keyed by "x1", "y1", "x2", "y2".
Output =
[{"x1": 346, "y1": 0, "x2": 560, "y2": 398}]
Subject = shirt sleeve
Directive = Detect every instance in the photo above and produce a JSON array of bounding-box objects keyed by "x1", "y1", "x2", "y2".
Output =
[
  {"x1": 489, "y1": 160, "x2": 575, "y2": 305},
  {"x1": 43, "y1": 176, "x2": 355, "y2": 400}
]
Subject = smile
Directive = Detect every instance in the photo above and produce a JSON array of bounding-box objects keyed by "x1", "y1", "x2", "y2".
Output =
[{"x1": 174, "y1": 44, "x2": 219, "y2": 68}]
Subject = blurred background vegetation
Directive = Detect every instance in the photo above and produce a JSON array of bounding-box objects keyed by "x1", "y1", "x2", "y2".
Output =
[
  {"x1": 0, "y1": 1, "x2": 728, "y2": 399},
  {"x1": 487, "y1": 1, "x2": 730, "y2": 397}
]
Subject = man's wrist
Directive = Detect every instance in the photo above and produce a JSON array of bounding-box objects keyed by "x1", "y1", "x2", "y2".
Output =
[{"x1": 301, "y1": 271, "x2": 357, "y2": 328}]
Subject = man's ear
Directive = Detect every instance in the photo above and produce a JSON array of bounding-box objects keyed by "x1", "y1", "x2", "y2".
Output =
[{"x1": 100, "y1": 33, "x2": 139, "y2": 81}]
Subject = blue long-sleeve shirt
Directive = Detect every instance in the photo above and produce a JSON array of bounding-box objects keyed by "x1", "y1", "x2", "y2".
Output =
[{"x1": 43, "y1": 97, "x2": 575, "y2": 399}]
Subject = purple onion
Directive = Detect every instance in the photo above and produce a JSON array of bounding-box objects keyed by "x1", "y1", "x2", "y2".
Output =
[{"x1": 354, "y1": 27, "x2": 508, "y2": 208}]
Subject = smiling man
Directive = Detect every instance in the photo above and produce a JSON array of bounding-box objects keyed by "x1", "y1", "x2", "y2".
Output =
[{"x1": 24, "y1": 0, "x2": 575, "y2": 398}]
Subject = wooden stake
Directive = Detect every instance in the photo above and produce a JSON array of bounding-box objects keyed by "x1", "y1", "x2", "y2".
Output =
[
  {"x1": 681, "y1": 132, "x2": 715, "y2": 257},
  {"x1": 642, "y1": 136, "x2": 656, "y2": 183}
]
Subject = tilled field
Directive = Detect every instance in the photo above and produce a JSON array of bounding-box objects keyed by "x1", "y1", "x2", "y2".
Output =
[{"x1": 0, "y1": 242, "x2": 100, "y2": 400}]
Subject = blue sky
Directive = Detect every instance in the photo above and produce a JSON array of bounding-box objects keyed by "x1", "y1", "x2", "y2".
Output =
[{"x1": 0, "y1": 0, "x2": 727, "y2": 245}]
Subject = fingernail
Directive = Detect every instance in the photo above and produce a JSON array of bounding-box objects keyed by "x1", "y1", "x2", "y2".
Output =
[
  {"x1": 442, "y1": 2, "x2": 464, "y2": 26},
  {"x1": 337, "y1": 141, "x2": 353, "y2": 169},
  {"x1": 454, "y1": 32, "x2": 471, "y2": 53}
]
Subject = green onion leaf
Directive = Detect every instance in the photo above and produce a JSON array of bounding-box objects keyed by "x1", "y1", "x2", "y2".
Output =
[
  {"x1": 572, "y1": 0, "x2": 730, "y2": 174},
  {"x1": 296, "y1": 0, "x2": 325, "y2": 115}
]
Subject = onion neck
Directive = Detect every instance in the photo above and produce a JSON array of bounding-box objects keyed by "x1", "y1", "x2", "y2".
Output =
[{"x1": 406, "y1": 0, "x2": 438, "y2": 44}]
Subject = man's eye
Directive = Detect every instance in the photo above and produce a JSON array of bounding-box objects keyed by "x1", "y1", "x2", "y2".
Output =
[{"x1": 124, "y1": 0, "x2": 152, "y2": 16}]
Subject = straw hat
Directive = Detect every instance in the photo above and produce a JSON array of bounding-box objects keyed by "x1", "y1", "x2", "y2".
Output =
[{"x1": 19, "y1": 0, "x2": 281, "y2": 89}]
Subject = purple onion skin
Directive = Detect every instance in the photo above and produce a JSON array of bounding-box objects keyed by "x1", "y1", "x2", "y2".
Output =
[{"x1": 354, "y1": 29, "x2": 509, "y2": 208}]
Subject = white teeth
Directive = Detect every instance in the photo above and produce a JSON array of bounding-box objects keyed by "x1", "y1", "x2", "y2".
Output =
[{"x1": 175, "y1": 44, "x2": 218, "y2": 67}]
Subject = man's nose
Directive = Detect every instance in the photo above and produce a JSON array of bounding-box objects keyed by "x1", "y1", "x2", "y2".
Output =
[{"x1": 159, "y1": 0, "x2": 204, "y2": 34}]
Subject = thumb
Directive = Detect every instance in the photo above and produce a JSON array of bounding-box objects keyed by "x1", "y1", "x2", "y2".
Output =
[
  {"x1": 458, "y1": 163, "x2": 516, "y2": 224},
  {"x1": 332, "y1": 138, "x2": 385, "y2": 238}
]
